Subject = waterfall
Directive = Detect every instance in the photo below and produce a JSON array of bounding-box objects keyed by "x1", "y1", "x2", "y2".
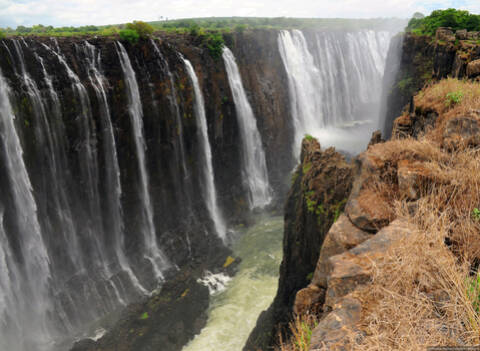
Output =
[
  {"x1": 39, "y1": 41, "x2": 110, "y2": 272},
  {"x1": 82, "y1": 41, "x2": 146, "y2": 296},
  {"x1": 0, "y1": 70, "x2": 52, "y2": 351},
  {"x1": 222, "y1": 47, "x2": 272, "y2": 209},
  {"x1": 182, "y1": 57, "x2": 227, "y2": 242},
  {"x1": 278, "y1": 29, "x2": 393, "y2": 154},
  {"x1": 116, "y1": 42, "x2": 169, "y2": 280}
]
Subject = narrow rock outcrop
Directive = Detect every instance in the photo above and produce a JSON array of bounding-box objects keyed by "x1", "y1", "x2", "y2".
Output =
[{"x1": 244, "y1": 138, "x2": 353, "y2": 351}]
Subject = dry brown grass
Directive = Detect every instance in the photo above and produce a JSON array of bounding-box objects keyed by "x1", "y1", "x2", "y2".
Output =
[
  {"x1": 415, "y1": 78, "x2": 480, "y2": 143},
  {"x1": 353, "y1": 139, "x2": 480, "y2": 349},
  {"x1": 278, "y1": 79, "x2": 480, "y2": 351}
]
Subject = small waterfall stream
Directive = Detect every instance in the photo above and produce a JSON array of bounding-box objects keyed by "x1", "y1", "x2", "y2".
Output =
[
  {"x1": 116, "y1": 42, "x2": 170, "y2": 281},
  {"x1": 0, "y1": 69, "x2": 52, "y2": 351},
  {"x1": 222, "y1": 47, "x2": 272, "y2": 209},
  {"x1": 182, "y1": 57, "x2": 227, "y2": 242}
]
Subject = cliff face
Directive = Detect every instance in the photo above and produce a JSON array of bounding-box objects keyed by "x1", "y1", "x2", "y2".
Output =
[
  {"x1": 382, "y1": 29, "x2": 480, "y2": 138},
  {"x1": 0, "y1": 31, "x2": 294, "y2": 346},
  {"x1": 244, "y1": 138, "x2": 353, "y2": 350}
]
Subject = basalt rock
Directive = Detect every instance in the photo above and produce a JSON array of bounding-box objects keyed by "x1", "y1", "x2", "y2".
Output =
[
  {"x1": 442, "y1": 115, "x2": 480, "y2": 150},
  {"x1": 244, "y1": 137, "x2": 353, "y2": 351},
  {"x1": 308, "y1": 220, "x2": 413, "y2": 351},
  {"x1": 467, "y1": 59, "x2": 480, "y2": 78},
  {"x1": 382, "y1": 30, "x2": 480, "y2": 138}
]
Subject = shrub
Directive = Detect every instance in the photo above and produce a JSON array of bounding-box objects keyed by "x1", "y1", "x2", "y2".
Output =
[
  {"x1": 125, "y1": 20, "x2": 154, "y2": 39},
  {"x1": 204, "y1": 32, "x2": 225, "y2": 59},
  {"x1": 445, "y1": 90, "x2": 464, "y2": 107},
  {"x1": 119, "y1": 29, "x2": 140, "y2": 44},
  {"x1": 407, "y1": 8, "x2": 480, "y2": 36},
  {"x1": 234, "y1": 24, "x2": 248, "y2": 33},
  {"x1": 0, "y1": 31, "x2": 5, "y2": 40}
]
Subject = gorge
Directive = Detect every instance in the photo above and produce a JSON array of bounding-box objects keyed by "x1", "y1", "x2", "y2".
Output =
[{"x1": 0, "y1": 22, "x2": 403, "y2": 351}]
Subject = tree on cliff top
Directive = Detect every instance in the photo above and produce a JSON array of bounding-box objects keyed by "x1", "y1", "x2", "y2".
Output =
[
  {"x1": 119, "y1": 21, "x2": 154, "y2": 43},
  {"x1": 407, "y1": 8, "x2": 480, "y2": 35},
  {"x1": 125, "y1": 21, "x2": 154, "y2": 38}
]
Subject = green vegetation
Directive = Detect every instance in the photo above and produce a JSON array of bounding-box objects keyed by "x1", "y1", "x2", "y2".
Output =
[
  {"x1": 407, "y1": 9, "x2": 480, "y2": 36},
  {"x1": 150, "y1": 17, "x2": 405, "y2": 32},
  {"x1": 119, "y1": 29, "x2": 140, "y2": 43},
  {"x1": 302, "y1": 162, "x2": 312, "y2": 174},
  {"x1": 304, "y1": 134, "x2": 315, "y2": 142},
  {"x1": 472, "y1": 208, "x2": 480, "y2": 221},
  {"x1": 0, "y1": 30, "x2": 5, "y2": 40},
  {"x1": 204, "y1": 32, "x2": 225, "y2": 59},
  {"x1": 466, "y1": 273, "x2": 480, "y2": 312},
  {"x1": 445, "y1": 90, "x2": 464, "y2": 108},
  {"x1": 397, "y1": 77, "x2": 414, "y2": 95},
  {"x1": 119, "y1": 21, "x2": 154, "y2": 43},
  {"x1": 126, "y1": 21, "x2": 154, "y2": 38},
  {"x1": 139, "y1": 312, "x2": 149, "y2": 320},
  {"x1": 293, "y1": 318, "x2": 316, "y2": 350},
  {"x1": 0, "y1": 16, "x2": 404, "y2": 39}
]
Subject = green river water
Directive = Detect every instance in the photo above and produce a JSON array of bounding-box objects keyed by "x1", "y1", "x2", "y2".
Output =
[{"x1": 183, "y1": 215, "x2": 283, "y2": 351}]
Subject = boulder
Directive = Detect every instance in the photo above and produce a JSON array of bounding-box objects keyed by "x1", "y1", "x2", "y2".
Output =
[
  {"x1": 311, "y1": 214, "x2": 372, "y2": 289},
  {"x1": 325, "y1": 219, "x2": 413, "y2": 308},
  {"x1": 456, "y1": 29, "x2": 467, "y2": 40},
  {"x1": 442, "y1": 116, "x2": 480, "y2": 150},
  {"x1": 436, "y1": 27, "x2": 455, "y2": 42},
  {"x1": 308, "y1": 220, "x2": 413, "y2": 350},
  {"x1": 467, "y1": 59, "x2": 480, "y2": 78},
  {"x1": 309, "y1": 297, "x2": 362, "y2": 351},
  {"x1": 467, "y1": 31, "x2": 480, "y2": 40},
  {"x1": 293, "y1": 284, "x2": 325, "y2": 315}
]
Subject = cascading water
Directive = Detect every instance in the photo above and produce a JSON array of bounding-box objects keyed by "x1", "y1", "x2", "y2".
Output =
[
  {"x1": 0, "y1": 69, "x2": 52, "y2": 351},
  {"x1": 0, "y1": 24, "x2": 401, "y2": 351},
  {"x1": 116, "y1": 41, "x2": 169, "y2": 280},
  {"x1": 82, "y1": 41, "x2": 146, "y2": 296},
  {"x1": 278, "y1": 29, "x2": 393, "y2": 154},
  {"x1": 39, "y1": 40, "x2": 110, "y2": 273},
  {"x1": 222, "y1": 47, "x2": 272, "y2": 209},
  {"x1": 182, "y1": 57, "x2": 227, "y2": 242}
]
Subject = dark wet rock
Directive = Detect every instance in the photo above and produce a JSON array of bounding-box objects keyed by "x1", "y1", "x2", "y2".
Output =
[{"x1": 70, "y1": 270, "x2": 210, "y2": 351}]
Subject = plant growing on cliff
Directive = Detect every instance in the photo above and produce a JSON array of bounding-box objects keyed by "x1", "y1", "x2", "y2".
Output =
[
  {"x1": 0, "y1": 30, "x2": 5, "y2": 39},
  {"x1": 472, "y1": 208, "x2": 480, "y2": 221},
  {"x1": 204, "y1": 32, "x2": 225, "y2": 59},
  {"x1": 466, "y1": 273, "x2": 480, "y2": 313},
  {"x1": 445, "y1": 90, "x2": 464, "y2": 108},
  {"x1": 277, "y1": 314, "x2": 318, "y2": 351}
]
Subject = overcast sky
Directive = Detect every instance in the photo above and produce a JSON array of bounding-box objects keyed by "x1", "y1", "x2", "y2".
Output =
[{"x1": 0, "y1": 0, "x2": 479, "y2": 28}]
